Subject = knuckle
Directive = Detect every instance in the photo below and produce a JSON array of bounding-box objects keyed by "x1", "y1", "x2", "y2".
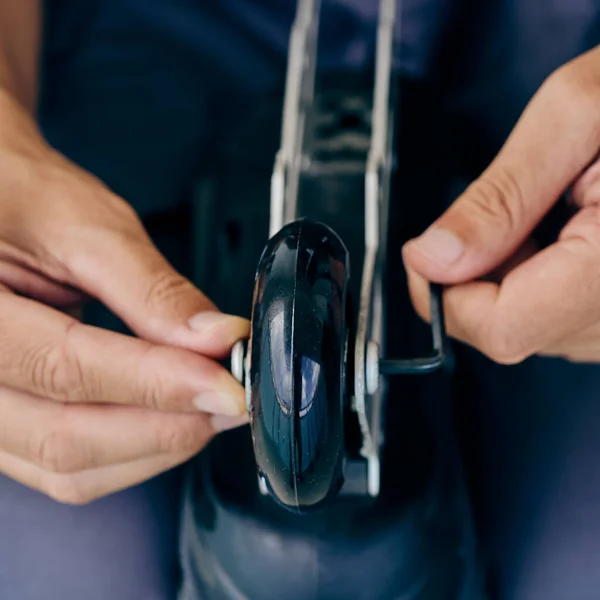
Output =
[
  {"x1": 158, "y1": 421, "x2": 202, "y2": 454},
  {"x1": 56, "y1": 191, "x2": 146, "y2": 277},
  {"x1": 43, "y1": 474, "x2": 91, "y2": 505},
  {"x1": 544, "y1": 64, "x2": 581, "y2": 104},
  {"x1": 581, "y1": 182, "x2": 600, "y2": 208},
  {"x1": 107, "y1": 193, "x2": 142, "y2": 224},
  {"x1": 548, "y1": 60, "x2": 594, "y2": 99},
  {"x1": 20, "y1": 341, "x2": 62, "y2": 399},
  {"x1": 578, "y1": 222, "x2": 600, "y2": 250},
  {"x1": 560, "y1": 205, "x2": 600, "y2": 250},
  {"x1": 143, "y1": 270, "x2": 198, "y2": 317},
  {"x1": 22, "y1": 322, "x2": 87, "y2": 402},
  {"x1": 545, "y1": 63, "x2": 577, "y2": 96},
  {"x1": 33, "y1": 421, "x2": 81, "y2": 474},
  {"x1": 464, "y1": 168, "x2": 524, "y2": 235},
  {"x1": 544, "y1": 63, "x2": 600, "y2": 136},
  {"x1": 481, "y1": 321, "x2": 530, "y2": 365},
  {"x1": 143, "y1": 386, "x2": 163, "y2": 411},
  {"x1": 136, "y1": 346, "x2": 165, "y2": 410}
]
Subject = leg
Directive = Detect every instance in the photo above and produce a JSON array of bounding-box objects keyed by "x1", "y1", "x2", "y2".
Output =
[
  {"x1": 456, "y1": 348, "x2": 600, "y2": 599},
  {"x1": 0, "y1": 470, "x2": 182, "y2": 600}
]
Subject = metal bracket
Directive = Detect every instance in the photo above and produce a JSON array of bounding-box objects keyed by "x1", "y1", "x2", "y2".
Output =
[
  {"x1": 352, "y1": 0, "x2": 447, "y2": 498},
  {"x1": 270, "y1": 0, "x2": 321, "y2": 237},
  {"x1": 233, "y1": 0, "x2": 448, "y2": 502}
]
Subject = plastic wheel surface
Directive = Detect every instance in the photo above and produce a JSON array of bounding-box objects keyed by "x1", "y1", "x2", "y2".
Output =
[{"x1": 248, "y1": 219, "x2": 350, "y2": 512}]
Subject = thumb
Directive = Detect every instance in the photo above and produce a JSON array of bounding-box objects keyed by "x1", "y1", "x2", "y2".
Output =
[
  {"x1": 403, "y1": 49, "x2": 600, "y2": 284},
  {"x1": 65, "y1": 214, "x2": 248, "y2": 358}
]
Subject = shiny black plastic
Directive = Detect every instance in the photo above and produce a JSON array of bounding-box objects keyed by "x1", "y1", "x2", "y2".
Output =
[{"x1": 248, "y1": 219, "x2": 350, "y2": 512}]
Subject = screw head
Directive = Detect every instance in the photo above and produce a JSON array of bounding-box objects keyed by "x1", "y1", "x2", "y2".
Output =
[{"x1": 258, "y1": 475, "x2": 269, "y2": 496}]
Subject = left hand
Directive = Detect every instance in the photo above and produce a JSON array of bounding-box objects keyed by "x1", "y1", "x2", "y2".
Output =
[{"x1": 402, "y1": 45, "x2": 600, "y2": 365}]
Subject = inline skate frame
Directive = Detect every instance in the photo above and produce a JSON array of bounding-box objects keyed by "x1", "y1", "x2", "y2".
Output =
[
  {"x1": 230, "y1": 0, "x2": 446, "y2": 513},
  {"x1": 179, "y1": 1, "x2": 485, "y2": 597}
]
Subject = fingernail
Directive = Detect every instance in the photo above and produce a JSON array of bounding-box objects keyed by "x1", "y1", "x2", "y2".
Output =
[
  {"x1": 211, "y1": 413, "x2": 249, "y2": 433},
  {"x1": 411, "y1": 228, "x2": 464, "y2": 266},
  {"x1": 192, "y1": 392, "x2": 243, "y2": 416},
  {"x1": 188, "y1": 311, "x2": 239, "y2": 332}
]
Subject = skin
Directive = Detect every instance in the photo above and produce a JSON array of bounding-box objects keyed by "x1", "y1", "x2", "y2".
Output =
[
  {"x1": 0, "y1": 1, "x2": 249, "y2": 505},
  {"x1": 6, "y1": 4, "x2": 598, "y2": 503},
  {"x1": 403, "y1": 45, "x2": 600, "y2": 366}
]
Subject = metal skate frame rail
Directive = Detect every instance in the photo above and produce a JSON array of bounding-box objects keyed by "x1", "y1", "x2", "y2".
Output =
[{"x1": 237, "y1": 0, "x2": 448, "y2": 499}]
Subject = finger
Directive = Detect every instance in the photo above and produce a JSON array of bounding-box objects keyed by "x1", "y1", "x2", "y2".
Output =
[
  {"x1": 56, "y1": 199, "x2": 249, "y2": 357},
  {"x1": 0, "y1": 386, "x2": 220, "y2": 472},
  {"x1": 2, "y1": 154, "x2": 247, "y2": 355},
  {"x1": 406, "y1": 238, "x2": 538, "y2": 342},
  {"x1": 406, "y1": 266, "x2": 493, "y2": 351},
  {"x1": 539, "y1": 320, "x2": 600, "y2": 362},
  {"x1": 403, "y1": 47, "x2": 600, "y2": 284},
  {"x1": 0, "y1": 260, "x2": 84, "y2": 306},
  {"x1": 485, "y1": 237, "x2": 538, "y2": 282},
  {"x1": 571, "y1": 153, "x2": 600, "y2": 207},
  {"x1": 0, "y1": 447, "x2": 196, "y2": 505},
  {"x1": 410, "y1": 207, "x2": 600, "y2": 364},
  {"x1": 0, "y1": 408, "x2": 248, "y2": 505},
  {"x1": 0, "y1": 293, "x2": 246, "y2": 414},
  {"x1": 61, "y1": 304, "x2": 83, "y2": 320},
  {"x1": 540, "y1": 343, "x2": 600, "y2": 363}
]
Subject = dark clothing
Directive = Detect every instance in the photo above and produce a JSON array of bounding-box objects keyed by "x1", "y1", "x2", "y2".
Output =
[{"x1": 0, "y1": 1, "x2": 598, "y2": 598}]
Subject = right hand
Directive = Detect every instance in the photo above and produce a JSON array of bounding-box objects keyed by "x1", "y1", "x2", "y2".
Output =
[
  {"x1": 403, "y1": 45, "x2": 600, "y2": 366},
  {"x1": 0, "y1": 90, "x2": 249, "y2": 504}
]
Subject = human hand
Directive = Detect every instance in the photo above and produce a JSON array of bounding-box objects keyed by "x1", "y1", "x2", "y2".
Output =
[
  {"x1": 0, "y1": 90, "x2": 249, "y2": 504},
  {"x1": 403, "y1": 46, "x2": 600, "y2": 365}
]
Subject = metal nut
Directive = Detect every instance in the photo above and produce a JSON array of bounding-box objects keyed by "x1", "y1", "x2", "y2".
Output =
[
  {"x1": 366, "y1": 340, "x2": 380, "y2": 396},
  {"x1": 231, "y1": 340, "x2": 246, "y2": 384}
]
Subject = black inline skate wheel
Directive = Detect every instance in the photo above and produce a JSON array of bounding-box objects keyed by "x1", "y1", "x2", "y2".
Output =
[{"x1": 248, "y1": 218, "x2": 351, "y2": 513}]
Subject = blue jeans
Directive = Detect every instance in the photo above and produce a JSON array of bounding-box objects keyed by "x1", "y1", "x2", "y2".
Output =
[{"x1": 2, "y1": 1, "x2": 600, "y2": 598}]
